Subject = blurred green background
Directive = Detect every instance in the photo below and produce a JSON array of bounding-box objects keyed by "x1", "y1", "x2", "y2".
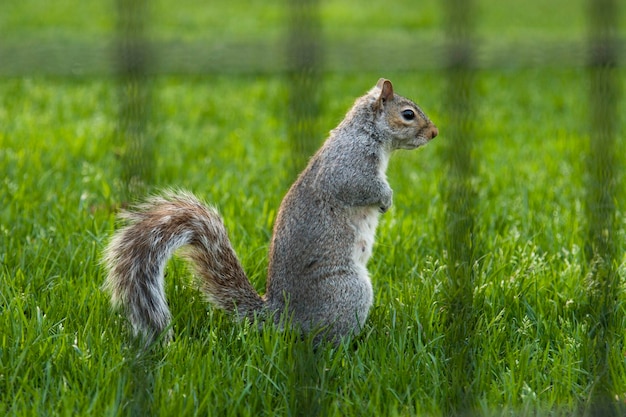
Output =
[{"x1": 2, "y1": 0, "x2": 625, "y2": 75}]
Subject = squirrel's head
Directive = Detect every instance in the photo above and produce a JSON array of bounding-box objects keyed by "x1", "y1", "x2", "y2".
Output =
[{"x1": 371, "y1": 78, "x2": 438, "y2": 150}]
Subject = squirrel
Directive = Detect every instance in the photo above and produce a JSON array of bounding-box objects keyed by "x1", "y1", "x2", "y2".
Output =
[{"x1": 103, "y1": 78, "x2": 438, "y2": 345}]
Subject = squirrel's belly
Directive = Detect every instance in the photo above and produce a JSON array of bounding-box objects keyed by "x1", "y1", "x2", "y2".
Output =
[{"x1": 350, "y1": 207, "x2": 380, "y2": 266}]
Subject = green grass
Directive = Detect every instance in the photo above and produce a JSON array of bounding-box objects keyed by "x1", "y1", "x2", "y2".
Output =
[
  {"x1": 2, "y1": 70, "x2": 625, "y2": 416},
  {"x1": 1, "y1": 0, "x2": 626, "y2": 415}
]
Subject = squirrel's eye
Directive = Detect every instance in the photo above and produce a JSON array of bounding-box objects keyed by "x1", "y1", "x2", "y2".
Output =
[{"x1": 401, "y1": 109, "x2": 416, "y2": 121}]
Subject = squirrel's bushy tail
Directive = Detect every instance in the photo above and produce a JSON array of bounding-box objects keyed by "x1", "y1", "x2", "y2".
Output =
[{"x1": 103, "y1": 190, "x2": 264, "y2": 343}]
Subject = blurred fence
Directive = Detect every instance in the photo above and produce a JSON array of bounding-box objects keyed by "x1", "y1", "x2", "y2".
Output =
[
  {"x1": 584, "y1": 1, "x2": 621, "y2": 416},
  {"x1": 2, "y1": 0, "x2": 623, "y2": 415},
  {"x1": 115, "y1": 0, "x2": 153, "y2": 199},
  {"x1": 440, "y1": 0, "x2": 478, "y2": 413}
]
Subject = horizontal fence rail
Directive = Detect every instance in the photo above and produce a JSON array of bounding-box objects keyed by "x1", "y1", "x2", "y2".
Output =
[{"x1": 1, "y1": 38, "x2": 625, "y2": 76}]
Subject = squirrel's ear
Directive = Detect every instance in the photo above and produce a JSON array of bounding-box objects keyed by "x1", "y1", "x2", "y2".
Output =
[{"x1": 376, "y1": 78, "x2": 394, "y2": 102}]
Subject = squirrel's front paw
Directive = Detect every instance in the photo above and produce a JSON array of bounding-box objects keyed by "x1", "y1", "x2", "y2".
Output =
[{"x1": 379, "y1": 187, "x2": 393, "y2": 213}]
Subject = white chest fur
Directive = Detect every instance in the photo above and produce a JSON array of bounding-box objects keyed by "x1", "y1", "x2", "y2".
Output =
[
  {"x1": 351, "y1": 149, "x2": 390, "y2": 266},
  {"x1": 350, "y1": 206, "x2": 380, "y2": 266}
]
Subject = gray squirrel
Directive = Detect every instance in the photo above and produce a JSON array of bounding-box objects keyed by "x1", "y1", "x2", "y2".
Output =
[{"x1": 103, "y1": 78, "x2": 438, "y2": 344}]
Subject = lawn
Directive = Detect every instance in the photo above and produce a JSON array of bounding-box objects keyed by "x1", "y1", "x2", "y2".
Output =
[{"x1": 1, "y1": 0, "x2": 625, "y2": 416}]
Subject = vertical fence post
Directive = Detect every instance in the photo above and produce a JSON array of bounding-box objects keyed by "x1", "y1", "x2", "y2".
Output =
[
  {"x1": 287, "y1": 0, "x2": 322, "y2": 177},
  {"x1": 285, "y1": 2, "x2": 325, "y2": 416},
  {"x1": 115, "y1": 0, "x2": 153, "y2": 201},
  {"x1": 584, "y1": 0, "x2": 622, "y2": 415},
  {"x1": 114, "y1": 1, "x2": 157, "y2": 414},
  {"x1": 441, "y1": 0, "x2": 478, "y2": 414}
]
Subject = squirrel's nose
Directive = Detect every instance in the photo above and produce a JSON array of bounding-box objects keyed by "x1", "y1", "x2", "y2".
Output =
[{"x1": 430, "y1": 126, "x2": 439, "y2": 139}]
